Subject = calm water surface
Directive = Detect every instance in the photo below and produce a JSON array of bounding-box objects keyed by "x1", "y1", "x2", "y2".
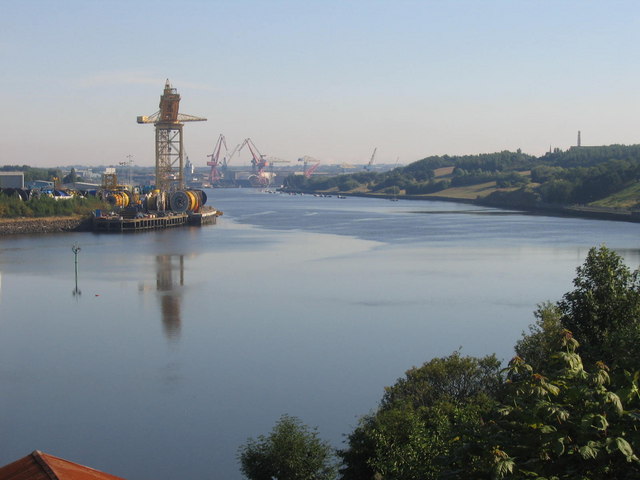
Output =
[{"x1": 1, "y1": 188, "x2": 640, "y2": 479}]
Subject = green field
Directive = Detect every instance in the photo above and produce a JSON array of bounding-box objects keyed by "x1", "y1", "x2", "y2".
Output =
[
  {"x1": 590, "y1": 183, "x2": 640, "y2": 209},
  {"x1": 424, "y1": 181, "x2": 503, "y2": 200}
]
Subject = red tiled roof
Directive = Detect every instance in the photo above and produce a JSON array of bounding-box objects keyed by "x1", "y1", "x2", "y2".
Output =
[{"x1": 0, "y1": 452, "x2": 126, "y2": 480}]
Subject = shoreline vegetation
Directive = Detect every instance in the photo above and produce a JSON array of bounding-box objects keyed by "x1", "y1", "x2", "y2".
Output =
[
  {"x1": 1, "y1": 189, "x2": 638, "y2": 237},
  {"x1": 322, "y1": 191, "x2": 640, "y2": 223},
  {"x1": 1, "y1": 187, "x2": 637, "y2": 237},
  {"x1": 4, "y1": 143, "x2": 640, "y2": 234},
  {"x1": 282, "y1": 144, "x2": 640, "y2": 224},
  {"x1": 0, "y1": 194, "x2": 107, "y2": 235}
]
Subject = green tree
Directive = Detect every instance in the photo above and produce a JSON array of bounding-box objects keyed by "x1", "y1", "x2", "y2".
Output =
[
  {"x1": 338, "y1": 352, "x2": 501, "y2": 480},
  {"x1": 380, "y1": 351, "x2": 501, "y2": 410},
  {"x1": 238, "y1": 415, "x2": 337, "y2": 480},
  {"x1": 515, "y1": 246, "x2": 640, "y2": 373},
  {"x1": 451, "y1": 333, "x2": 640, "y2": 479},
  {"x1": 63, "y1": 167, "x2": 78, "y2": 184},
  {"x1": 337, "y1": 177, "x2": 361, "y2": 192},
  {"x1": 539, "y1": 178, "x2": 574, "y2": 204},
  {"x1": 515, "y1": 302, "x2": 564, "y2": 372},
  {"x1": 558, "y1": 245, "x2": 640, "y2": 369}
]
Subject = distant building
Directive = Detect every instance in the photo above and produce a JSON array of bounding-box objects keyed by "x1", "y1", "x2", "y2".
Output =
[
  {"x1": 0, "y1": 451, "x2": 126, "y2": 480},
  {"x1": 0, "y1": 172, "x2": 24, "y2": 188},
  {"x1": 26, "y1": 180, "x2": 54, "y2": 190},
  {"x1": 75, "y1": 168, "x2": 101, "y2": 181},
  {"x1": 66, "y1": 182, "x2": 101, "y2": 190}
]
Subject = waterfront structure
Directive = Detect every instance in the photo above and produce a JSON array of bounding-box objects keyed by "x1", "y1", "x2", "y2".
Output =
[
  {"x1": 0, "y1": 172, "x2": 24, "y2": 189},
  {"x1": 137, "y1": 80, "x2": 206, "y2": 191},
  {"x1": 92, "y1": 208, "x2": 219, "y2": 232}
]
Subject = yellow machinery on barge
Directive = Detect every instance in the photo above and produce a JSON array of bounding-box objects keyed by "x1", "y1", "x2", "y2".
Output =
[
  {"x1": 92, "y1": 184, "x2": 222, "y2": 232},
  {"x1": 93, "y1": 80, "x2": 223, "y2": 232}
]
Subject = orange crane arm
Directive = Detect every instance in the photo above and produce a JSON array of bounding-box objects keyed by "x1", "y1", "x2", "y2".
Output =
[
  {"x1": 137, "y1": 80, "x2": 206, "y2": 124},
  {"x1": 207, "y1": 134, "x2": 228, "y2": 166},
  {"x1": 239, "y1": 138, "x2": 268, "y2": 171},
  {"x1": 305, "y1": 162, "x2": 321, "y2": 178}
]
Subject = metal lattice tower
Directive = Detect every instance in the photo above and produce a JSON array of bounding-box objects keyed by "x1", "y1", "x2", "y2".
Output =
[{"x1": 137, "y1": 80, "x2": 206, "y2": 191}]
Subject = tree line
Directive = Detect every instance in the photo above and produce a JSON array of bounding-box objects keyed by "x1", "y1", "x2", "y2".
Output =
[
  {"x1": 238, "y1": 246, "x2": 640, "y2": 480},
  {"x1": 285, "y1": 145, "x2": 640, "y2": 207}
]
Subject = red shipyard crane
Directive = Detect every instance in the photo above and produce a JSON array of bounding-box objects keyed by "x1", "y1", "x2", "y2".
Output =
[
  {"x1": 207, "y1": 134, "x2": 228, "y2": 186},
  {"x1": 239, "y1": 138, "x2": 272, "y2": 187},
  {"x1": 298, "y1": 156, "x2": 321, "y2": 178}
]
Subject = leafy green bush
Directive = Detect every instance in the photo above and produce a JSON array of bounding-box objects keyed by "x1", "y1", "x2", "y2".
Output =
[
  {"x1": 339, "y1": 352, "x2": 501, "y2": 480},
  {"x1": 0, "y1": 193, "x2": 108, "y2": 218},
  {"x1": 0, "y1": 194, "x2": 33, "y2": 217},
  {"x1": 405, "y1": 180, "x2": 449, "y2": 194},
  {"x1": 239, "y1": 415, "x2": 337, "y2": 480},
  {"x1": 338, "y1": 178, "x2": 361, "y2": 191},
  {"x1": 457, "y1": 336, "x2": 640, "y2": 479}
]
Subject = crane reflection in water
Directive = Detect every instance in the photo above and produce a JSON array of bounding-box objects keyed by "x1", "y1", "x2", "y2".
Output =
[
  {"x1": 139, "y1": 254, "x2": 185, "y2": 340},
  {"x1": 157, "y1": 254, "x2": 184, "y2": 340}
]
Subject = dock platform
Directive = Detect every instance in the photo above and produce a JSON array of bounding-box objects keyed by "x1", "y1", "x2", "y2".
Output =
[{"x1": 93, "y1": 209, "x2": 220, "y2": 232}]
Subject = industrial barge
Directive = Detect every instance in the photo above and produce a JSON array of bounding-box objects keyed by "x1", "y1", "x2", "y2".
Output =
[
  {"x1": 92, "y1": 182, "x2": 222, "y2": 233},
  {"x1": 92, "y1": 207, "x2": 220, "y2": 232},
  {"x1": 0, "y1": 81, "x2": 224, "y2": 235},
  {"x1": 94, "y1": 79, "x2": 222, "y2": 233}
]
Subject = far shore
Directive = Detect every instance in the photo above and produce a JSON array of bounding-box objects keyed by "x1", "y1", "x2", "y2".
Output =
[
  {"x1": 2, "y1": 190, "x2": 639, "y2": 237},
  {"x1": 286, "y1": 189, "x2": 640, "y2": 224}
]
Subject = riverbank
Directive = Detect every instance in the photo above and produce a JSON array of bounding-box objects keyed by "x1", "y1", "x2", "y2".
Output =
[
  {"x1": 0, "y1": 206, "x2": 222, "y2": 236},
  {"x1": 2, "y1": 193, "x2": 639, "y2": 236},
  {"x1": 292, "y1": 189, "x2": 640, "y2": 224},
  {"x1": 0, "y1": 216, "x2": 91, "y2": 235}
]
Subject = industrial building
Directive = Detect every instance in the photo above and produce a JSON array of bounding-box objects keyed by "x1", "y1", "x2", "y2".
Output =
[{"x1": 0, "y1": 172, "x2": 24, "y2": 188}]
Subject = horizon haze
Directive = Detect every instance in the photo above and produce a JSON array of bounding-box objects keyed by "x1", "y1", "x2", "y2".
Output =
[{"x1": 2, "y1": 1, "x2": 640, "y2": 169}]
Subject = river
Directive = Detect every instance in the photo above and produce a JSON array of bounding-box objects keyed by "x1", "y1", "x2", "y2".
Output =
[{"x1": 1, "y1": 188, "x2": 639, "y2": 479}]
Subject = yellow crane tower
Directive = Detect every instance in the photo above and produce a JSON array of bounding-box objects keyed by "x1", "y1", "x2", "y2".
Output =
[{"x1": 137, "y1": 80, "x2": 206, "y2": 191}]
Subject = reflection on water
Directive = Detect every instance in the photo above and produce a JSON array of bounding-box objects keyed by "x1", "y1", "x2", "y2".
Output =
[
  {"x1": 138, "y1": 254, "x2": 185, "y2": 340},
  {"x1": 410, "y1": 209, "x2": 544, "y2": 216},
  {"x1": 156, "y1": 255, "x2": 184, "y2": 340}
]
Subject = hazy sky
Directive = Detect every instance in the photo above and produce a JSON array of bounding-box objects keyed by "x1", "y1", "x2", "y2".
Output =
[{"x1": 3, "y1": 1, "x2": 640, "y2": 168}]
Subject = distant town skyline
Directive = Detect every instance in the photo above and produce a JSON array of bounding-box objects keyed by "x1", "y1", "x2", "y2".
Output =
[{"x1": 3, "y1": 1, "x2": 640, "y2": 168}]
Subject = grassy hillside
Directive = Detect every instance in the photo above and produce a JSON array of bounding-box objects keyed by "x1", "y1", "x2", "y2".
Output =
[
  {"x1": 424, "y1": 181, "x2": 503, "y2": 200},
  {"x1": 286, "y1": 145, "x2": 640, "y2": 212},
  {"x1": 590, "y1": 183, "x2": 640, "y2": 209}
]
